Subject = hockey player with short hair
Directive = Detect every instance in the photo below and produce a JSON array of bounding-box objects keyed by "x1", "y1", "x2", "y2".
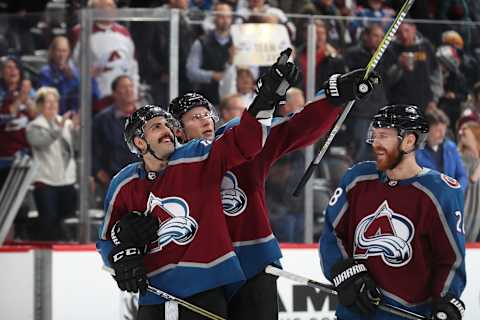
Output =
[
  {"x1": 320, "y1": 104, "x2": 466, "y2": 320},
  {"x1": 96, "y1": 50, "x2": 300, "y2": 320},
  {"x1": 168, "y1": 49, "x2": 381, "y2": 319}
]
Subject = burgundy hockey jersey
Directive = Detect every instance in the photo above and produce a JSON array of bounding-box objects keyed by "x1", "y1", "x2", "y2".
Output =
[
  {"x1": 217, "y1": 97, "x2": 341, "y2": 278},
  {"x1": 97, "y1": 112, "x2": 269, "y2": 305},
  {"x1": 320, "y1": 161, "x2": 466, "y2": 320}
]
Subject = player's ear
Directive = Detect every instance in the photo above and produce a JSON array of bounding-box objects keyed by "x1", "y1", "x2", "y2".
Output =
[
  {"x1": 133, "y1": 136, "x2": 146, "y2": 154},
  {"x1": 403, "y1": 132, "x2": 417, "y2": 149},
  {"x1": 174, "y1": 128, "x2": 186, "y2": 142}
]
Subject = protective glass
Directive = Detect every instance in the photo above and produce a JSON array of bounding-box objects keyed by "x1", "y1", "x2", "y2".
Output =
[{"x1": 185, "y1": 109, "x2": 219, "y2": 123}]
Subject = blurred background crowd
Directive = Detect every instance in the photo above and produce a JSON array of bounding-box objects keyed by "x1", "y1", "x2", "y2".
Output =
[{"x1": 1, "y1": 0, "x2": 480, "y2": 244}]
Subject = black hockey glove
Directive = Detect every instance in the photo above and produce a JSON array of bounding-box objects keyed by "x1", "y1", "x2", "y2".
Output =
[
  {"x1": 109, "y1": 245, "x2": 148, "y2": 295},
  {"x1": 248, "y1": 48, "x2": 300, "y2": 119},
  {"x1": 321, "y1": 68, "x2": 380, "y2": 106},
  {"x1": 111, "y1": 211, "x2": 159, "y2": 248},
  {"x1": 331, "y1": 258, "x2": 381, "y2": 315},
  {"x1": 431, "y1": 296, "x2": 465, "y2": 320}
]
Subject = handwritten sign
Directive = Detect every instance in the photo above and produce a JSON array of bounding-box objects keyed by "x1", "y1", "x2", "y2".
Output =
[{"x1": 232, "y1": 23, "x2": 292, "y2": 66}]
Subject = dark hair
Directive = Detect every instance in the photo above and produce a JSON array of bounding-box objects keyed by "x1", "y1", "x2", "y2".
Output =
[
  {"x1": 111, "y1": 74, "x2": 132, "y2": 92},
  {"x1": 1, "y1": 55, "x2": 22, "y2": 68},
  {"x1": 364, "y1": 23, "x2": 384, "y2": 36},
  {"x1": 1, "y1": 55, "x2": 24, "y2": 77},
  {"x1": 425, "y1": 108, "x2": 450, "y2": 126},
  {"x1": 0, "y1": 55, "x2": 25, "y2": 90}
]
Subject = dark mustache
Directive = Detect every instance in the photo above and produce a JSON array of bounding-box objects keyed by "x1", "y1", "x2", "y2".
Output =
[{"x1": 157, "y1": 134, "x2": 173, "y2": 143}]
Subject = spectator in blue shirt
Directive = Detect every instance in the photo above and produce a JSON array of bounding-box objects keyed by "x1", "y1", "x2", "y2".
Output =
[
  {"x1": 416, "y1": 107, "x2": 468, "y2": 192},
  {"x1": 190, "y1": 0, "x2": 213, "y2": 11},
  {"x1": 39, "y1": 36, "x2": 100, "y2": 115},
  {"x1": 349, "y1": 0, "x2": 395, "y2": 40},
  {"x1": 92, "y1": 75, "x2": 138, "y2": 198}
]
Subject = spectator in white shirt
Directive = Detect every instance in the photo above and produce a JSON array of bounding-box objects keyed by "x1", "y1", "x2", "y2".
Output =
[{"x1": 71, "y1": 0, "x2": 140, "y2": 100}]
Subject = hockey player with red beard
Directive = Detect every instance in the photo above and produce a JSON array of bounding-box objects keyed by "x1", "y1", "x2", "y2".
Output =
[
  {"x1": 168, "y1": 50, "x2": 381, "y2": 319},
  {"x1": 320, "y1": 104, "x2": 466, "y2": 320}
]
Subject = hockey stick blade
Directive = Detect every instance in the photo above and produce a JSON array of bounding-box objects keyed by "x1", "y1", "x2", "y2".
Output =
[
  {"x1": 293, "y1": 0, "x2": 416, "y2": 196},
  {"x1": 103, "y1": 266, "x2": 225, "y2": 320},
  {"x1": 266, "y1": 266, "x2": 428, "y2": 320}
]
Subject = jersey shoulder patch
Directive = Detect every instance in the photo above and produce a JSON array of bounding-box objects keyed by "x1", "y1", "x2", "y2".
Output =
[
  {"x1": 440, "y1": 173, "x2": 461, "y2": 189},
  {"x1": 415, "y1": 169, "x2": 464, "y2": 205},
  {"x1": 421, "y1": 169, "x2": 461, "y2": 189}
]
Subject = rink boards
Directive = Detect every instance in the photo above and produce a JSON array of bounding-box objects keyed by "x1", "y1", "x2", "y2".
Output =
[{"x1": 0, "y1": 243, "x2": 479, "y2": 320}]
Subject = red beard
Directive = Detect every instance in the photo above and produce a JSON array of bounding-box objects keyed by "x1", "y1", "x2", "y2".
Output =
[{"x1": 373, "y1": 146, "x2": 401, "y2": 171}]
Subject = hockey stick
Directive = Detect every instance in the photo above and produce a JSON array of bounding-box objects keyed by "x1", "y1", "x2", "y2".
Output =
[
  {"x1": 103, "y1": 266, "x2": 226, "y2": 320},
  {"x1": 146, "y1": 285, "x2": 225, "y2": 320},
  {"x1": 266, "y1": 266, "x2": 427, "y2": 320},
  {"x1": 292, "y1": 0, "x2": 416, "y2": 196}
]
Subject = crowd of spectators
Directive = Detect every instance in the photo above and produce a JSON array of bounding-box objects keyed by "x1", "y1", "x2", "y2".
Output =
[{"x1": 1, "y1": 0, "x2": 480, "y2": 242}]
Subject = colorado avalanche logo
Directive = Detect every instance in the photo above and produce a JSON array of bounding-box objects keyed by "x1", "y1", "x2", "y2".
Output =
[
  {"x1": 145, "y1": 193, "x2": 198, "y2": 253},
  {"x1": 221, "y1": 171, "x2": 247, "y2": 216},
  {"x1": 354, "y1": 201, "x2": 415, "y2": 267},
  {"x1": 441, "y1": 174, "x2": 461, "y2": 189}
]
